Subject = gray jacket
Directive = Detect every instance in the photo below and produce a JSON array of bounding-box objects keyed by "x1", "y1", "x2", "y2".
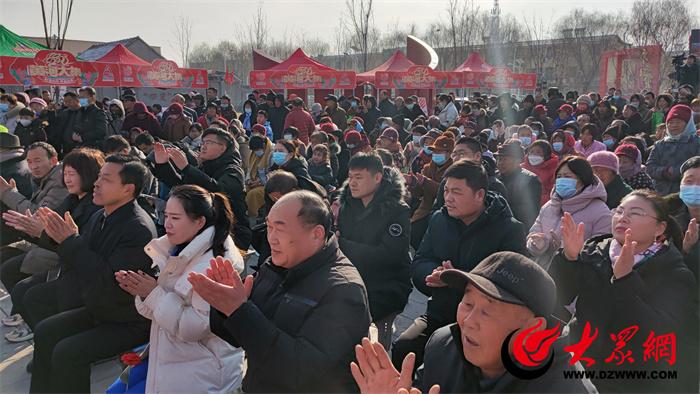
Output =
[
  {"x1": 1, "y1": 165, "x2": 68, "y2": 212},
  {"x1": 646, "y1": 132, "x2": 700, "y2": 195}
]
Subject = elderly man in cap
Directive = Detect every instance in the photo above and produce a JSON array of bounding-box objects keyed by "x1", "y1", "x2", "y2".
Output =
[
  {"x1": 352, "y1": 251, "x2": 597, "y2": 393},
  {"x1": 324, "y1": 94, "x2": 347, "y2": 130}
]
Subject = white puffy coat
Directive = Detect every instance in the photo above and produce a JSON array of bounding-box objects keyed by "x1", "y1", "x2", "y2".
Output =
[{"x1": 136, "y1": 226, "x2": 245, "y2": 393}]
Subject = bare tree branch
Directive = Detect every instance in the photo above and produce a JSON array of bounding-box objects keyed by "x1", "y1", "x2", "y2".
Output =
[{"x1": 170, "y1": 15, "x2": 193, "y2": 67}]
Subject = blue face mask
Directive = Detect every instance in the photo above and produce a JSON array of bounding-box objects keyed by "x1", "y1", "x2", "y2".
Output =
[
  {"x1": 680, "y1": 184, "x2": 700, "y2": 207},
  {"x1": 423, "y1": 146, "x2": 432, "y2": 155},
  {"x1": 519, "y1": 136, "x2": 532, "y2": 146},
  {"x1": 613, "y1": 95, "x2": 620, "y2": 100},
  {"x1": 407, "y1": 103, "x2": 415, "y2": 110},
  {"x1": 0, "y1": 103, "x2": 8, "y2": 112},
  {"x1": 603, "y1": 139, "x2": 615, "y2": 148},
  {"x1": 272, "y1": 151, "x2": 288, "y2": 166},
  {"x1": 254, "y1": 150, "x2": 264, "y2": 157},
  {"x1": 432, "y1": 153, "x2": 447, "y2": 165},
  {"x1": 412, "y1": 135, "x2": 421, "y2": 144},
  {"x1": 79, "y1": 98, "x2": 89, "y2": 107},
  {"x1": 555, "y1": 177, "x2": 578, "y2": 199},
  {"x1": 244, "y1": 108, "x2": 252, "y2": 114},
  {"x1": 553, "y1": 141, "x2": 564, "y2": 152}
]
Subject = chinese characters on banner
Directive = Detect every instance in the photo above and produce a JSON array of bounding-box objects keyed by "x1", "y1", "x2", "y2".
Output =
[
  {"x1": 0, "y1": 50, "x2": 208, "y2": 88},
  {"x1": 249, "y1": 65, "x2": 356, "y2": 89},
  {"x1": 374, "y1": 65, "x2": 537, "y2": 90},
  {"x1": 599, "y1": 45, "x2": 662, "y2": 96}
]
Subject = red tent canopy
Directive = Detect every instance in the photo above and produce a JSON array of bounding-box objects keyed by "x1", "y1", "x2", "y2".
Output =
[
  {"x1": 252, "y1": 49, "x2": 281, "y2": 70},
  {"x1": 453, "y1": 52, "x2": 493, "y2": 73},
  {"x1": 95, "y1": 43, "x2": 150, "y2": 66},
  {"x1": 357, "y1": 50, "x2": 416, "y2": 83},
  {"x1": 266, "y1": 48, "x2": 335, "y2": 71},
  {"x1": 249, "y1": 48, "x2": 355, "y2": 90}
]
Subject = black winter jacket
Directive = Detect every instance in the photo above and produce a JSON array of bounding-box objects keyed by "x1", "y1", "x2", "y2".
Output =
[
  {"x1": 56, "y1": 200, "x2": 156, "y2": 324},
  {"x1": 210, "y1": 236, "x2": 371, "y2": 392},
  {"x1": 338, "y1": 166, "x2": 412, "y2": 321},
  {"x1": 413, "y1": 192, "x2": 527, "y2": 326}
]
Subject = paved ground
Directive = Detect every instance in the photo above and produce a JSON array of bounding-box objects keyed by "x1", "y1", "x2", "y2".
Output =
[{"x1": 0, "y1": 253, "x2": 427, "y2": 393}]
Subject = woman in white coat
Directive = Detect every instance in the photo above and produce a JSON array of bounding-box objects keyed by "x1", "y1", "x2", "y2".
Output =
[{"x1": 116, "y1": 184, "x2": 244, "y2": 393}]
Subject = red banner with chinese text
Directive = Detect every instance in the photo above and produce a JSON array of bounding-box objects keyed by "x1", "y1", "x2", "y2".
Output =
[
  {"x1": 4, "y1": 50, "x2": 100, "y2": 87},
  {"x1": 249, "y1": 65, "x2": 356, "y2": 89},
  {"x1": 0, "y1": 51, "x2": 209, "y2": 89},
  {"x1": 375, "y1": 66, "x2": 462, "y2": 90}
]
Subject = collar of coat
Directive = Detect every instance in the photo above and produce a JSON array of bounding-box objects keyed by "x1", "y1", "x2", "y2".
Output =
[
  {"x1": 261, "y1": 235, "x2": 341, "y2": 289},
  {"x1": 33, "y1": 164, "x2": 62, "y2": 188},
  {"x1": 144, "y1": 226, "x2": 237, "y2": 272},
  {"x1": 338, "y1": 166, "x2": 406, "y2": 212}
]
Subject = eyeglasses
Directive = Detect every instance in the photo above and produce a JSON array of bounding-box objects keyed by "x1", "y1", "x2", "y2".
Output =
[
  {"x1": 202, "y1": 139, "x2": 224, "y2": 147},
  {"x1": 611, "y1": 207, "x2": 658, "y2": 221}
]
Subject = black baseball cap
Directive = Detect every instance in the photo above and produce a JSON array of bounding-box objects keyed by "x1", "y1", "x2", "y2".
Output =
[
  {"x1": 441, "y1": 252, "x2": 556, "y2": 317},
  {"x1": 324, "y1": 94, "x2": 338, "y2": 102}
]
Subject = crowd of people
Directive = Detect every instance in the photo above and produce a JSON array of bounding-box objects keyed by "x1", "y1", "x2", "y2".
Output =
[{"x1": 0, "y1": 79, "x2": 699, "y2": 393}]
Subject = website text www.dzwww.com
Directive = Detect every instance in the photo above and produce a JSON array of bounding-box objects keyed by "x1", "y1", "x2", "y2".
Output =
[{"x1": 563, "y1": 370, "x2": 678, "y2": 380}]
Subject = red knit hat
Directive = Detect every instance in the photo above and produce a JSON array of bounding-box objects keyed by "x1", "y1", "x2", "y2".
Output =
[
  {"x1": 344, "y1": 130, "x2": 363, "y2": 147},
  {"x1": 251, "y1": 124, "x2": 266, "y2": 135},
  {"x1": 379, "y1": 127, "x2": 399, "y2": 143},
  {"x1": 534, "y1": 104, "x2": 546, "y2": 116},
  {"x1": 168, "y1": 103, "x2": 183, "y2": 115},
  {"x1": 558, "y1": 104, "x2": 574, "y2": 115},
  {"x1": 665, "y1": 104, "x2": 692, "y2": 124},
  {"x1": 319, "y1": 122, "x2": 337, "y2": 134},
  {"x1": 614, "y1": 144, "x2": 640, "y2": 161}
]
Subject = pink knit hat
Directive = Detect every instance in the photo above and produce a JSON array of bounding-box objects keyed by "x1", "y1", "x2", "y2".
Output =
[{"x1": 588, "y1": 151, "x2": 619, "y2": 174}]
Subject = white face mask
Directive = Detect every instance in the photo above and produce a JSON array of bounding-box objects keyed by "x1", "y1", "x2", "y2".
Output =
[
  {"x1": 528, "y1": 155, "x2": 544, "y2": 166},
  {"x1": 19, "y1": 118, "x2": 32, "y2": 127}
]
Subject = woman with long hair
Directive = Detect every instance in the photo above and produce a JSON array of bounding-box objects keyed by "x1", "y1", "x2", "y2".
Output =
[{"x1": 116, "y1": 185, "x2": 244, "y2": 393}]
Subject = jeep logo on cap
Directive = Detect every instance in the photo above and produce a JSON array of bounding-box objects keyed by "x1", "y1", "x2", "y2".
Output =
[{"x1": 496, "y1": 267, "x2": 522, "y2": 284}]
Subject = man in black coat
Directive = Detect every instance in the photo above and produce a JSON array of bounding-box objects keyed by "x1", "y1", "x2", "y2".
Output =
[
  {"x1": 190, "y1": 191, "x2": 371, "y2": 393},
  {"x1": 67, "y1": 86, "x2": 108, "y2": 152},
  {"x1": 268, "y1": 93, "x2": 290, "y2": 141},
  {"x1": 403, "y1": 95, "x2": 427, "y2": 121},
  {"x1": 497, "y1": 140, "x2": 542, "y2": 230},
  {"x1": 393, "y1": 160, "x2": 527, "y2": 370},
  {"x1": 337, "y1": 154, "x2": 412, "y2": 350},
  {"x1": 378, "y1": 90, "x2": 397, "y2": 118},
  {"x1": 26, "y1": 154, "x2": 156, "y2": 393},
  {"x1": 545, "y1": 87, "x2": 566, "y2": 120},
  {"x1": 361, "y1": 95, "x2": 382, "y2": 131},
  {"x1": 152, "y1": 127, "x2": 251, "y2": 250}
]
